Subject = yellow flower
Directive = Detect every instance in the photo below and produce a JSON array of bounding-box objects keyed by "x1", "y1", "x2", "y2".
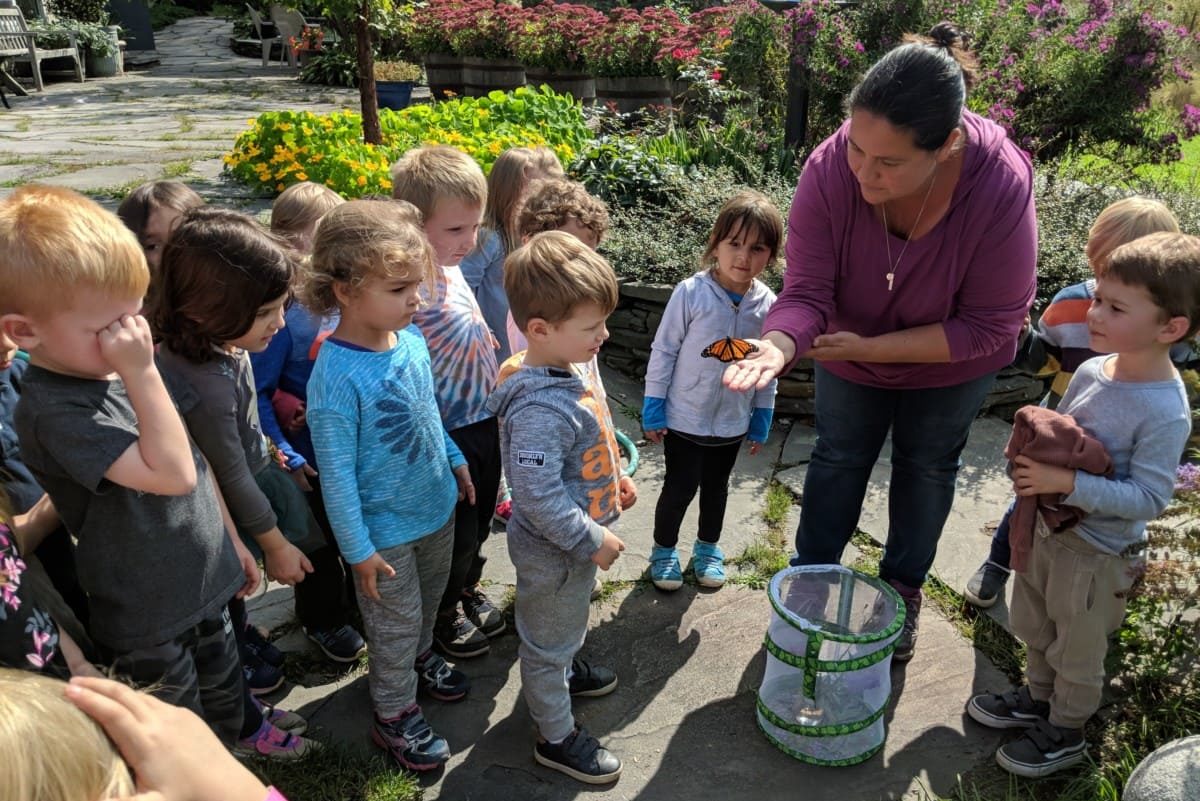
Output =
[
  {"x1": 276, "y1": 123, "x2": 293, "y2": 132},
  {"x1": 311, "y1": 153, "x2": 324, "y2": 163},
  {"x1": 296, "y1": 172, "x2": 308, "y2": 181},
  {"x1": 380, "y1": 178, "x2": 393, "y2": 191},
  {"x1": 357, "y1": 175, "x2": 367, "y2": 187},
  {"x1": 277, "y1": 183, "x2": 286, "y2": 191}
]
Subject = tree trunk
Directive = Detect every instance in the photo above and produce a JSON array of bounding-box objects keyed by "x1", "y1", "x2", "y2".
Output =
[{"x1": 355, "y1": 0, "x2": 381, "y2": 145}]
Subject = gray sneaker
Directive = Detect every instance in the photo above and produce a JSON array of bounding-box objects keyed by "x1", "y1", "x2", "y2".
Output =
[
  {"x1": 967, "y1": 685, "x2": 1050, "y2": 729},
  {"x1": 965, "y1": 561, "x2": 1010, "y2": 609}
]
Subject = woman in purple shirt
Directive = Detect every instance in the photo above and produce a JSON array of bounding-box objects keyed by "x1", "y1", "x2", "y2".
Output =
[{"x1": 726, "y1": 23, "x2": 1036, "y2": 661}]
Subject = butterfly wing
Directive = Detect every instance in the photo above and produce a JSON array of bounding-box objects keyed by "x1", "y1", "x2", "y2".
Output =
[{"x1": 701, "y1": 337, "x2": 759, "y2": 363}]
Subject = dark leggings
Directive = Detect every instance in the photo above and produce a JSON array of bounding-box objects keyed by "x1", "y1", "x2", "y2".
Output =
[
  {"x1": 439, "y1": 417, "x2": 502, "y2": 619},
  {"x1": 653, "y1": 430, "x2": 742, "y2": 548}
]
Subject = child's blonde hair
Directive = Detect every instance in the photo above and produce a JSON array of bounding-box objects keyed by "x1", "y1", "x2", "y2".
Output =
[
  {"x1": 484, "y1": 147, "x2": 566, "y2": 252},
  {"x1": 303, "y1": 199, "x2": 434, "y2": 315},
  {"x1": 1106, "y1": 231, "x2": 1200, "y2": 341},
  {"x1": 702, "y1": 190, "x2": 784, "y2": 272},
  {"x1": 0, "y1": 669, "x2": 135, "y2": 801},
  {"x1": 505, "y1": 230, "x2": 619, "y2": 329},
  {"x1": 1086, "y1": 196, "x2": 1179, "y2": 272},
  {"x1": 0, "y1": 185, "x2": 149, "y2": 318},
  {"x1": 516, "y1": 179, "x2": 610, "y2": 243},
  {"x1": 389, "y1": 145, "x2": 487, "y2": 219},
  {"x1": 271, "y1": 182, "x2": 345, "y2": 250}
]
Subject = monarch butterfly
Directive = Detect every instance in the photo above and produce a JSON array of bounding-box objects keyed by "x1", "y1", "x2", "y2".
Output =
[{"x1": 701, "y1": 337, "x2": 758, "y2": 363}]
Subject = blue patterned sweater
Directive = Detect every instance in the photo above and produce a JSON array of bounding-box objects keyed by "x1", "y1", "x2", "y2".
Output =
[{"x1": 306, "y1": 326, "x2": 465, "y2": 564}]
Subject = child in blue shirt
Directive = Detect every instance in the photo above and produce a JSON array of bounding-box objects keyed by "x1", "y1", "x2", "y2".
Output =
[{"x1": 305, "y1": 200, "x2": 474, "y2": 773}]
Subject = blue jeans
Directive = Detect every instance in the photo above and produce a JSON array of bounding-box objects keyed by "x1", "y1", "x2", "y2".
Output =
[{"x1": 793, "y1": 365, "x2": 997, "y2": 589}]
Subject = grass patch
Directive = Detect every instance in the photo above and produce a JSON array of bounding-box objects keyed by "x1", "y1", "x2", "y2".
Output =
[
  {"x1": 762, "y1": 480, "x2": 793, "y2": 529},
  {"x1": 12, "y1": 116, "x2": 32, "y2": 133},
  {"x1": 162, "y1": 159, "x2": 194, "y2": 179},
  {"x1": 176, "y1": 113, "x2": 196, "y2": 134},
  {"x1": 592, "y1": 578, "x2": 634, "y2": 605},
  {"x1": 248, "y1": 741, "x2": 421, "y2": 801}
]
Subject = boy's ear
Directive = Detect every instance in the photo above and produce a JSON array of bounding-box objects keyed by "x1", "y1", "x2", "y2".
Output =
[
  {"x1": 0, "y1": 314, "x2": 39, "y2": 351},
  {"x1": 524, "y1": 317, "x2": 551, "y2": 341},
  {"x1": 1160, "y1": 314, "x2": 1192, "y2": 344}
]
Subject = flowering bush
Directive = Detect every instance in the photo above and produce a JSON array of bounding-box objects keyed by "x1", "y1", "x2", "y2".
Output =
[
  {"x1": 438, "y1": 0, "x2": 522, "y2": 59},
  {"x1": 223, "y1": 87, "x2": 591, "y2": 198},
  {"x1": 289, "y1": 25, "x2": 324, "y2": 56},
  {"x1": 658, "y1": 4, "x2": 738, "y2": 78},
  {"x1": 407, "y1": 0, "x2": 454, "y2": 56},
  {"x1": 581, "y1": 6, "x2": 689, "y2": 78},
  {"x1": 786, "y1": 0, "x2": 869, "y2": 145},
  {"x1": 507, "y1": 1, "x2": 605, "y2": 72}
]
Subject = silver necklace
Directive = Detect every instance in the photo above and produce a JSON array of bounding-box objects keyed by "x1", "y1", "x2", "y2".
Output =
[{"x1": 881, "y1": 171, "x2": 937, "y2": 292}]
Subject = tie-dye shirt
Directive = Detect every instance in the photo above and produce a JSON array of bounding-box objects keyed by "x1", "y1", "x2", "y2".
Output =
[{"x1": 412, "y1": 265, "x2": 500, "y2": 432}]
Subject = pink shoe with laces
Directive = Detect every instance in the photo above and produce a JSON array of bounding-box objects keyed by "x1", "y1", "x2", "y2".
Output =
[{"x1": 234, "y1": 719, "x2": 319, "y2": 760}]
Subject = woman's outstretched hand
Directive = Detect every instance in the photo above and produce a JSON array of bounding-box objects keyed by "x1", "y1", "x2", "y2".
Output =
[{"x1": 723, "y1": 338, "x2": 786, "y2": 392}]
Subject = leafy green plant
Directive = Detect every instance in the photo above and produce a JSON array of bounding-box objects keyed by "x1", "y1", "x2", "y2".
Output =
[
  {"x1": 29, "y1": 19, "x2": 118, "y2": 57},
  {"x1": 570, "y1": 136, "x2": 687, "y2": 209},
  {"x1": 299, "y1": 48, "x2": 359, "y2": 87},
  {"x1": 48, "y1": 0, "x2": 109, "y2": 24}
]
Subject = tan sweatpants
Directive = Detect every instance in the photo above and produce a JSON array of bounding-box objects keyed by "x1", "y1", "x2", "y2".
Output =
[{"x1": 1009, "y1": 522, "x2": 1140, "y2": 729}]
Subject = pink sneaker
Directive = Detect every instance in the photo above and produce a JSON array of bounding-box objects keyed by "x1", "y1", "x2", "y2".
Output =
[
  {"x1": 235, "y1": 719, "x2": 319, "y2": 760},
  {"x1": 494, "y1": 493, "x2": 512, "y2": 526},
  {"x1": 254, "y1": 697, "x2": 308, "y2": 735}
]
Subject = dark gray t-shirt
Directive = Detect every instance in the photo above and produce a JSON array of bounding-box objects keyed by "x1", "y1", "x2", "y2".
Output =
[{"x1": 13, "y1": 365, "x2": 243, "y2": 651}]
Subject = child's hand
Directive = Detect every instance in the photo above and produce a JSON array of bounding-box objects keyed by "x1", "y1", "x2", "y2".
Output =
[
  {"x1": 290, "y1": 463, "x2": 318, "y2": 493},
  {"x1": 1011, "y1": 454, "x2": 1076, "y2": 497},
  {"x1": 591, "y1": 528, "x2": 625, "y2": 570},
  {"x1": 262, "y1": 539, "x2": 314, "y2": 586},
  {"x1": 66, "y1": 676, "x2": 270, "y2": 801},
  {"x1": 97, "y1": 314, "x2": 154, "y2": 376},
  {"x1": 287, "y1": 403, "x2": 307, "y2": 432},
  {"x1": 232, "y1": 537, "x2": 261, "y2": 599},
  {"x1": 453, "y1": 464, "x2": 476, "y2": 505},
  {"x1": 352, "y1": 552, "x2": 396, "y2": 601},
  {"x1": 644, "y1": 429, "x2": 666, "y2": 444},
  {"x1": 618, "y1": 476, "x2": 637, "y2": 510},
  {"x1": 748, "y1": 440, "x2": 763, "y2": 456}
]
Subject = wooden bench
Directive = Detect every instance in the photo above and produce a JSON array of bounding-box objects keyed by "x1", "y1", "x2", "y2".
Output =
[{"x1": 0, "y1": 5, "x2": 83, "y2": 95}]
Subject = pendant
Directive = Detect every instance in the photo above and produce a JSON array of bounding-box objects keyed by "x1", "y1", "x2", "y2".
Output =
[{"x1": 886, "y1": 271, "x2": 895, "y2": 291}]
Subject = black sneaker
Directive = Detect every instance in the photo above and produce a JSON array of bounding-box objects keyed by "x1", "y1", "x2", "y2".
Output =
[
  {"x1": 305, "y1": 624, "x2": 367, "y2": 663},
  {"x1": 534, "y1": 726, "x2": 622, "y2": 784},
  {"x1": 996, "y1": 719, "x2": 1086, "y2": 778},
  {"x1": 892, "y1": 590, "x2": 921, "y2": 663},
  {"x1": 415, "y1": 649, "x2": 470, "y2": 702},
  {"x1": 372, "y1": 705, "x2": 450, "y2": 772},
  {"x1": 964, "y1": 561, "x2": 1010, "y2": 609},
  {"x1": 967, "y1": 685, "x2": 1050, "y2": 729},
  {"x1": 433, "y1": 611, "x2": 490, "y2": 658},
  {"x1": 243, "y1": 651, "x2": 285, "y2": 696},
  {"x1": 568, "y1": 658, "x2": 618, "y2": 697},
  {"x1": 244, "y1": 623, "x2": 285, "y2": 668},
  {"x1": 461, "y1": 585, "x2": 506, "y2": 638}
]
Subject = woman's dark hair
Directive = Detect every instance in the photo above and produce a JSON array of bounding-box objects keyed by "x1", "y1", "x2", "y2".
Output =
[
  {"x1": 848, "y1": 22, "x2": 979, "y2": 151},
  {"x1": 116, "y1": 180, "x2": 204, "y2": 243},
  {"x1": 151, "y1": 207, "x2": 293, "y2": 363}
]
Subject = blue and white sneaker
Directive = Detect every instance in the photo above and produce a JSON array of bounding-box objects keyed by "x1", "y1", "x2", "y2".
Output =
[
  {"x1": 692, "y1": 541, "x2": 726, "y2": 588},
  {"x1": 649, "y1": 545, "x2": 683, "y2": 591}
]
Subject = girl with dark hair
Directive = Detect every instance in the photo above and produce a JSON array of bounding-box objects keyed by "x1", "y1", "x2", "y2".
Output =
[
  {"x1": 725, "y1": 23, "x2": 1037, "y2": 662},
  {"x1": 116, "y1": 180, "x2": 205, "y2": 274}
]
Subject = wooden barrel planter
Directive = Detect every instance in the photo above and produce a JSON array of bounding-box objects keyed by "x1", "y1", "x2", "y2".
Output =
[
  {"x1": 423, "y1": 52, "x2": 463, "y2": 99},
  {"x1": 525, "y1": 67, "x2": 595, "y2": 103},
  {"x1": 594, "y1": 75, "x2": 672, "y2": 114},
  {"x1": 461, "y1": 56, "x2": 525, "y2": 97}
]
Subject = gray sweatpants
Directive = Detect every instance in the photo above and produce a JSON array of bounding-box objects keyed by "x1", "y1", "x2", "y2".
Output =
[
  {"x1": 510, "y1": 527, "x2": 597, "y2": 743},
  {"x1": 357, "y1": 515, "x2": 454, "y2": 719}
]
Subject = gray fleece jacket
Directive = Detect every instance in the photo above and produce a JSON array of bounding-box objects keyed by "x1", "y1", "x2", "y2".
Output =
[{"x1": 486, "y1": 359, "x2": 622, "y2": 562}]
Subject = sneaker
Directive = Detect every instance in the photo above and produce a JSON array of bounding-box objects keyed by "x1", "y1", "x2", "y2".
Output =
[
  {"x1": 235, "y1": 719, "x2": 319, "y2": 760},
  {"x1": 964, "y1": 561, "x2": 1011, "y2": 609},
  {"x1": 967, "y1": 686, "x2": 1050, "y2": 730},
  {"x1": 535, "y1": 726, "x2": 622, "y2": 784},
  {"x1": 305, "y1": 624, "x2": 367, "y2": 663},
  {"x1": 461, "y1": 585, "x2": 505, "y2": 638},
  {"x1": 243, "y1": 652, "x2": 285, "y2": 696},
  {"x1": 254, "y1": 697, "x2": 308, "y2": 735},
  {"x1": 890, "y1": 582, "x2": 921, "y2": 663},
  {"x1": 692, "y1": 541, "x2": 726, "y2": 588},
  {"x1": 494, "y1": 491, "x2": 513, "y2": 527},
  {"x1": 649, "y1": 545, "x2": 683, "y2": 591},
  {"x1": 433, "y1": 611, "x2": 490, "y2": 658},
  {"x1": 569, "y1": 658, "x2": 618, "y2": 697},
  {"x1": 996, "y1": 719, "x2": 1087, "y2": 778},
  {"x1": 372, "y1": 705, "x2": 450, "y2": 772},
  {"x1": 415, "y1": 649, "x2": 470, "y2": 702},
  {"x1": 244, "y1": 623, "x2": 285, "y2": 668},
  {"x1": 590, "y1": 576, "x2": 603, "y2": 602}
]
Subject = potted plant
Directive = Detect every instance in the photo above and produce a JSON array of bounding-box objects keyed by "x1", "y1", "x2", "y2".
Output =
[
  {"x1": 508, "y1": 1, "x2": 603, "y2": 102},
  {"x1": 442, "y1": 0, "x2": 524, "y2": 97},
  {"x1": 30, "y1": 18, "x2": 122, "y2": 77},
  {"x1": 582, "y1": 6, "x2": 687, "y2": 113},
  {"x1": 410, "y1": 0, "x2": 463, "y2": 98},
  {"x1": 290, "y1": 25, "x2": 324, "y2": 67},
  {"x1": 374, "y1": 59, "x2": 422, "y2": 111}
]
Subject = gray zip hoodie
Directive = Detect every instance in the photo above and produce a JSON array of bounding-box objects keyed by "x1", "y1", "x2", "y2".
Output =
[
  {"x1": 485, "y1": 359, "x2": 622, "y2": 562},
  {"x1": 645, "y1": 271, "x2": 777, "y2": 438}
]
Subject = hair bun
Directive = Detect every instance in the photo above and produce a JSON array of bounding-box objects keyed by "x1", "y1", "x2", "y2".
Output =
[{"x1": 928, "y1": 21, "x2": 968, "y2": 51}]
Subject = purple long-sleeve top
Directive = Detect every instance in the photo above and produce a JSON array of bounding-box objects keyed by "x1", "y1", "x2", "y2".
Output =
[{"x1": 764, "y1": 110, "x2": 1037, "y2": 389}]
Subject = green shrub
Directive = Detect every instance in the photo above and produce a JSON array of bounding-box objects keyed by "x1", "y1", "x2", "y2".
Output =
[
  {"x1": 48, "y1": 0, "x2": 108, "y2": 23},
  {"x1": 300, "y1": 48, "x2": 359, "y2": 87},
  {"x1": 569, "y1": 135, "x2": 687, "y2": 209}
]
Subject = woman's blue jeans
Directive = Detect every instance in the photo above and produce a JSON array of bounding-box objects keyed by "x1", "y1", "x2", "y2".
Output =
[{"x1": 793, "y1": 365, "x2": 998, "y2": 589}]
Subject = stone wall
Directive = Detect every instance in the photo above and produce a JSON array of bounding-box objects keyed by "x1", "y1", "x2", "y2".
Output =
[{"x1": 601, "y1": 280, "x2": 1047, "y2": 419}]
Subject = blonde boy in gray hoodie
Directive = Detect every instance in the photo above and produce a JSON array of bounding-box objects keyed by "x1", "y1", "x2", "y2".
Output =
[{"x1": 485, "y1": 231, "x2": 635, "y2": 786}]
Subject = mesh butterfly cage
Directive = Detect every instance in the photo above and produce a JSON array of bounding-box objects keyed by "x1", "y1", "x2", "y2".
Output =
[{"x1": 756, "y1": 565, "x2": 904, "y2": 766}]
